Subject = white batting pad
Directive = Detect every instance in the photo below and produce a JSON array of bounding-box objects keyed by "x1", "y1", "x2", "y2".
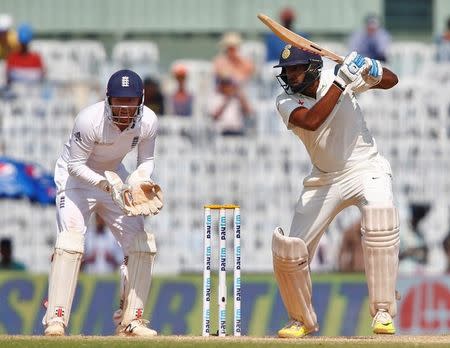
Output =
[
  {"x1": 119, "y1": 232, "x2": 157, "y2": 326},
  {"x1": 361, "y1": 205, "x2": 400, "y2": 317},
  {"x1": 272, "y1": 227, "x2": 318, "y2": 330},
  {"x1": 43, "y1": 231, "x2": 84, "y2": 327}
]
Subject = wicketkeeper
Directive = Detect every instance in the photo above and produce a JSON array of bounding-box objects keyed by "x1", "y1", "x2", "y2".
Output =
[
  {"x1": 43, "y1": 69, "x2": 163, "y2": 337},
  {"x1": 272, "y1": 45, "x2": 400, "y2": 338}
]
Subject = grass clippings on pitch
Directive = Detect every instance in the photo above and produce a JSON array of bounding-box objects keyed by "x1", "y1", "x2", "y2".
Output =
[{"x1": 1, "y1": 335, "x2": 450, "y2": 348}]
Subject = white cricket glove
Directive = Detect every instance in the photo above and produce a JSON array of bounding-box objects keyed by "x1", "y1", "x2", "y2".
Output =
[
  {"x1": 104, "y1": 171, "x2": 139, "y2": 216},
  {"x1": 363, "y1": 57, "x2": 383, "y2": 87},
  {"x1": 333, "y1": 51, "x2": 367, "y2": 92},
  {"x1": 104, "y1": 171, "x2": 163, "y2": 217},
  {"x1": 352, "y1": 57, "x2": 383, "y2": 94}
]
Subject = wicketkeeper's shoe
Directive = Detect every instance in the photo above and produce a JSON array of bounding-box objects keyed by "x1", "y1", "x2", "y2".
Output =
[
  {"x1": 115, "y1": 319, "x2": 157, "y2": 337},
  {"x1": 277, "y1": 320, "x2": 318, "y2": 338},
  {"x1": 44, "y1": 321, "x2": 65, "y2": 336},
  {"x1": 372, "y1": 310, "x2": 396, "y2": 334}
]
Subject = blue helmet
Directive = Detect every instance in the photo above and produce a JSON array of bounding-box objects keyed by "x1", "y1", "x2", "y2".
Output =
[
  {"x1": 105, "y1": 69, "x2": 145, "y2": 127},
  {"x1": 274, "y1": 45, "x2": 323, "y2": 94}
]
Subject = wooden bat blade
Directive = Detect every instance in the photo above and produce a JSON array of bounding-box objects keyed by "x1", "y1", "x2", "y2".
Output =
[{"x1": 257, "y1": 13, "x2": 343, "y2": 64}]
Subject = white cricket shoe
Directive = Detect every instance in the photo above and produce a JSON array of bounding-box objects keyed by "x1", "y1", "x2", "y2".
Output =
[
  {"x1": 44, "y1": 321, "x2": 65, "y2": 336},
  {"x1": 115, "y1": 319, "x2": 157, "y2": 337}
]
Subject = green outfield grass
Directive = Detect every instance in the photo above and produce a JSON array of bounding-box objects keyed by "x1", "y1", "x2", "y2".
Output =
[{"x1": 1, "y1": 336, "x2": 450, "y2": 348}]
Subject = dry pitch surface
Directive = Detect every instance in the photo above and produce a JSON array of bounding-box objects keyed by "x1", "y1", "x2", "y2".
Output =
[{"x1": 1, "y1": 335, "x2": 450, "y2": 348}]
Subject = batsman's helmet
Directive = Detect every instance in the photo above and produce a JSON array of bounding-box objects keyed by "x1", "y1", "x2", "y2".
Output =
[
  {"x1": 104, "y1": 69, "x2": 144, "y2": 127},
  {"x1": 274, "y1": 45, "x2": 323, "y2": 94}
]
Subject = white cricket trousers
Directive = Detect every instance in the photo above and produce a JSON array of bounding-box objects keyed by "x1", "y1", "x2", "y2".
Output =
[
  {"x1": 56, "y1": 185, "x2": 145, "y2": 255},
  {"x1": 289, "y1": 154, "x2": 395, "y2": 258}
]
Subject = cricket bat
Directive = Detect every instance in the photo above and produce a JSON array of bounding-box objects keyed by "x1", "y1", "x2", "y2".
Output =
[{"x1": 258, "y1": 13, "x2": 344, "y2": 64}]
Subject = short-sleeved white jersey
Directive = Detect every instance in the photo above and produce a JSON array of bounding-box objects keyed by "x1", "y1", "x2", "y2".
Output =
[
  {"x1": 54, "y1": 101, "x2": 158, "y2": 192},
  {"x1": 276, "y1": 68, "x2": 378, "y2": 173}
]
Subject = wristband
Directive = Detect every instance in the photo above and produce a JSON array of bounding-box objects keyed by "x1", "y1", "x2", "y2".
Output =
[{"x1": 333, "y1": 79, "x2": 345, "y2": 92}]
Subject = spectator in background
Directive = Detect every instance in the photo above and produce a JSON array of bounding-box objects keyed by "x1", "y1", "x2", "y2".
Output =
[
  {"x1": 348, "y1": 14, "x2": 391, "y2": 62},
  {"x1": 213, "y1": 32, "x2": 254, "y2": 86},
  {"x1": 143, "y1": 76, "x2": 165, "y2": 115},
  {"x1": 443, "y1": 232, "x2": 450, "y2": 273},
  {"x1": 6, "y1": 23, "x2": 45, "y2": 84},
  {"x1": 0, "y1": 238, "x2": 26, "y2": 270},
  {"x1": 265, "y1": 7, "x2": 310, "y2": 62},
  {"x1": 436, "y1": 17, "x2": 450, "y2": 62},
  {"x1": 0, "y1": 14, "x2": 19, "y2": 60},
  {"x1": 398, "y1": 203, "x2": 429, "y2": 271},
  {"x1": 338, "y1": 219, "x2": 365, "y2": 272},
  {"x1": 169, "y1": 63, "x2": 193, "y2": 116},
  {"x1": 82, "y1": 214, "x2": 122, "y2": 274},
  {"x1": 208, "y1": 74, "x2": 252, "y2": 136},
  {"x1": 438, "y1": 17, "x2": 450, "y2": 42}
]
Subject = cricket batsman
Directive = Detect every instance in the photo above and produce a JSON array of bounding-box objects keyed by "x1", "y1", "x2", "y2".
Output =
[
  {"x1": 43, "y1": 69, "x2": 163, "y2": 337},
  {"x1": 271, "y1": 45, "x2": 400, "y2": 338}
]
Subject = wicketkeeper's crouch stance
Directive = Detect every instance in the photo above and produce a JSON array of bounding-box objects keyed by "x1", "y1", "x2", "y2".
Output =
[
  {"x1": 271, "y1": 45, "x2": 400, "y2": 338},
  {"x1": 43, "y1": 69, "x2": 163, "y2": 337}
]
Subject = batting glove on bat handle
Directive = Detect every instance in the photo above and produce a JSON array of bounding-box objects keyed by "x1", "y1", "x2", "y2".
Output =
[
  {"x1": 333, "y1": 51, "x2": 367, "y2": 91},
  {"x1": 363, "y1": 57, "x2": 383, "y2": 87}
]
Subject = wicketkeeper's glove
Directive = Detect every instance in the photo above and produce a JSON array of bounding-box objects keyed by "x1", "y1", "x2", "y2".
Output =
[{"x1": 104, "y1": 171, "x2": 163, "y2": 217}]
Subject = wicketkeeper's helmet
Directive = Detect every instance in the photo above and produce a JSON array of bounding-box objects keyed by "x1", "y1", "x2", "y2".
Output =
[{"x1": 104, "y1": 69, "x2": 145, "y2": 127}]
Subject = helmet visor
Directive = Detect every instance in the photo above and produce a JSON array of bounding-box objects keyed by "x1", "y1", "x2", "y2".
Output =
[
  {"x1": 106, "y1": 97, "x2": 143, "y2": 127},
  {"x1": 110, "y1": 105, "x2": 141, "y2": 125}
]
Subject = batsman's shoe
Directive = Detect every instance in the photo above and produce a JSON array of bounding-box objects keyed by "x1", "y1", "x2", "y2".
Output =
[
  {"x1": 278, "y1": 320, "x2": 318, "y2": 338},
  {"x1": 44, "y1": 321, "x2": 65, "y2": 336},
  {"x1": 116, "y1": 319, "x2": 157, "y2": 337},
  {"x1": 372, "y1": 310, "x2": 396, "y2": 334}
]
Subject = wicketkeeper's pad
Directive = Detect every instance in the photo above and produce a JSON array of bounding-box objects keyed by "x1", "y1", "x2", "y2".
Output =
[
  {"x1": 113, "y1": 232, "x2": 157, "y2": 326},
  {"x1": 361, "y1": 205, "x2": 400, "y2": 317},
  {"x1": 43, "y1": 230, "x2": 84, "y2": 327},
  {"x1": 272, "y1": 227, "x2": 318, "y2": 331}
]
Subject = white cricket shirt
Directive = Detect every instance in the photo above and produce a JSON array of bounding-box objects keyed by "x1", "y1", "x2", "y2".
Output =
[
  {"x1": 54, "y1": 101, "x2": 158, "y2": 192},
  {"x1": 276, "y1": 68, "x2": 378, "y2": 173}
]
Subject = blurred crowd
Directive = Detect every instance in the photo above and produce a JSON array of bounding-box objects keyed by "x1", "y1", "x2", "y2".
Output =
[
  {"x1": 1, "y1": 9, "x2": 450, "y2": 129},
  {"x1": 1, "y1": 8, "x2": 450, "y2": 275},
  {"x1": 0, "y1": 14, "x2": 44, "y2": 85}
]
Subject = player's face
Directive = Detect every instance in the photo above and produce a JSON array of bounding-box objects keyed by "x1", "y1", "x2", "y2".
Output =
[
  {"x1": 285, "y1": 64, "x2": 308, "y2": 86},
  {"x1": 110, "y1": 97, "x2": 141, "y2": 127},
  {"x1": 226, "y1": 45, "x2": 239, "y2": 59}
]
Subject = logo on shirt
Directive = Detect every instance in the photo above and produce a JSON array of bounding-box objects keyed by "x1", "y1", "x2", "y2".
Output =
[
  {"x1": 59, "y1": 195, "x2": 65, "y2": 209},
  {"x1": 131, "y1": 136, "x2": 139, "y2": 149},
  {"x1": 74, "y1": 131, "x2": 82, "y2": 142},
  {"x1": 122, "y1": 76, "x2": 129, "y2": 87},
  {"x1": 298, "y1": 99, "x2": 304, "y2": 106}
]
